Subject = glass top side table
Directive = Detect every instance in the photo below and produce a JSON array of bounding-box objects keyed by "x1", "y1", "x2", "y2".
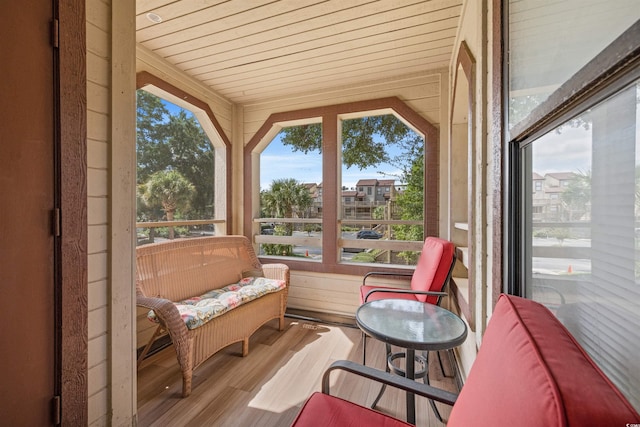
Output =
[{"x1": 356, "y1": 299, "x2": 468, "y2": 424}]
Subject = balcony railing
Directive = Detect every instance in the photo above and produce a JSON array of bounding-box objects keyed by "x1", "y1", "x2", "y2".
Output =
[
  {"x1": 253, "y1": 218, "x2": 424, "y2": 265},
  {"x1": 136, "y1": 219, "x2": 225, "y2": 245}
]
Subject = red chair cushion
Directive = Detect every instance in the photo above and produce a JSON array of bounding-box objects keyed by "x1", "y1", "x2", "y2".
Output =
[
  {"x1": 447, "y1": 294, "x2": 640, "y2": 427},
  {"x1": 291, "y1": 392, "x2": 412, "y2": 427},
  {"x1": 410, "y1": 237, "x2": 453, "y2": 303},
  {"x1": 359, "y1": 237, "x2": 454, "y2": 305}
]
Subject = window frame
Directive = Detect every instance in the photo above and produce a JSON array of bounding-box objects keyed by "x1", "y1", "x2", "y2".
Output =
[
  {"x1": 135, "y1": 71, "x2": 232, "y2": 235},
  {"x1": 504, "y1": 12, "x2": 640, "y2": 295},
  {"x1": 504, "y1": 12, "x2": 640, "y2": 409},
  {"x1": 244, "y1": 97, "x2": 439, "y2": 275}
]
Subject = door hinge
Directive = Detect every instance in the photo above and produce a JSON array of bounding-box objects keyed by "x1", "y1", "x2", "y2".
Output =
[
  {"x1": 52, "y1": 395, "x2": 61, "y2": 425},
  {"x1": 53, "y1": 208, "x2": 61, "y2": 237},
  {"x1": 51, "y1": 19, "x2": 59, "y2": 48}
]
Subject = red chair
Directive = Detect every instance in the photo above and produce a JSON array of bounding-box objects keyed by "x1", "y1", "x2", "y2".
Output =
[
  {"x1": 359, "y1": 236, "x2": 456, "y2": 361},
  {"x1": 359, "y1": 236, "x2": 456, "y2": 420},
  {"x1": 292, "y1": 295, "x2": 640, "y2": 427},
  {"x1": 291, "y1": 361, "x2": 458, "y2": 427},
  {"x1": 360, "y1": 236, "x2": 456, "y2": 306}
]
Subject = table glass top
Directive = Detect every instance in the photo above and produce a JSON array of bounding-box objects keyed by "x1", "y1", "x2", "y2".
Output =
[{"x1": 356, "y1": 299, "x2": 468, "y2": 350}]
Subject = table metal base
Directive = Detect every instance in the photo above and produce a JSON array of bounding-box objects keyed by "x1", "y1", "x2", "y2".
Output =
[{"x1": 370, "y1": 344, "x2": 443, "y2": 424}]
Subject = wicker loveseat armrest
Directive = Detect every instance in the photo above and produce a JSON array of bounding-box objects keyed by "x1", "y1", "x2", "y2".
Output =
[
  {"x1": 136, "y1": 286, "x2": 193, "y2": 396},
  {"x1": 261, "y1": 263, "x2": 290, "y2": 283},
  {"x1": 135, "y1": 291, "x2": 185, "y2": 332}
]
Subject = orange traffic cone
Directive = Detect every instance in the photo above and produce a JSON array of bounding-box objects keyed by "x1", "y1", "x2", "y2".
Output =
[
  {"x1": 305, "y1": 250, "x2": 309, "y2": 257},
  {"x1": 567, "y1": 265, "x2": 573, "y2": 273}
]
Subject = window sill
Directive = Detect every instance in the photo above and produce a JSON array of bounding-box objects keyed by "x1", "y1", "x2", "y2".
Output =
[{"x1": 259, "y1": 256, "x2": 415, "y2": 277}]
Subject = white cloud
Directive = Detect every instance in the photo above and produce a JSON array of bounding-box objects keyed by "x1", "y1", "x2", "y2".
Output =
[{"x1": 532, "y1": 126, "x2": 592, "y2": 174}]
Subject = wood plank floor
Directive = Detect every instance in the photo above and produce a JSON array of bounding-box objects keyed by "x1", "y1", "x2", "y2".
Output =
[{"x1": 137, "y1": 317, "x2": 458, "y2": 426}]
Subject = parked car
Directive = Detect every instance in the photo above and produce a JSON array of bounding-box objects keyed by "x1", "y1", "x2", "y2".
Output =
[{"x1": 356, "y1": 230, "x2": 381, "y2": 239}]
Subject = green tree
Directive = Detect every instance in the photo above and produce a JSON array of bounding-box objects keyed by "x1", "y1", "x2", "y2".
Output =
[
  {"x1": 372, "y1": 205, "x2": 385, "y2": 221},
  {"x1": 261, "y1": 178, "x2": 313, "y2": 255},
  {"x1": 548, "y1": 227, "x2": 571, "y2": 246},
  {"x1": 261, "y1": 178, "x2": 312, "y2": 218},
  {"x1": 136, "y1": 90, "x2": 214, "y2": 219},
  {"x1": 560, "y1": 171, "x2": 590, "y2": 221},
  {"x1": 141, "y1": 170, "x2": 195, "y2": 239},
  {"x1": 136, "y1": 91, "x2": 171, "y2": 183},
  {"x1": 165, "y1": 110, "x2": 215, "y2": 218},
  {"x1": 394, "y1": 150, "x2": 425, "y2": 264},
  {"x1": 279, "y1": 115, "x2": 422, "y2": 171}
]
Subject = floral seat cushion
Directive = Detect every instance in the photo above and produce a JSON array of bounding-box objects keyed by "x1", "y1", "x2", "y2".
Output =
[{"x1": 148, "y1": 276, "x2": 286, "y2": 330}]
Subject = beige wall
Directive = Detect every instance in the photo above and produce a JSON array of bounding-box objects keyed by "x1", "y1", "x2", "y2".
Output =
[
  {"x1": 242, "y1": 71, "x2": 444, "y2": 143},
  {"x1": 86, "y1": 0, "x2": 111, "y2": 424},
  {"x1": 88, "y1": 0, "x2": 137, "y2": 425},
  {"x1": 448, "y1": 0, "x2": 497, "y2": 378}
]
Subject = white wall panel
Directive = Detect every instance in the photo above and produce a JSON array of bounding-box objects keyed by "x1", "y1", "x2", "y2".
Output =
[
  {"x1": 87, "y1": 0, "x2": 112, "y2": 423},
  {"x1": 242, "y1": 71, "x2": 444, "y2": 146},
  {"x1": 288, "y1": 271, "x2": 412, "y2": 316}
]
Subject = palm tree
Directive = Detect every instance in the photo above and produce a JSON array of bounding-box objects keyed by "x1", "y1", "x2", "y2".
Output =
[
  {"x1": 262, "y1": 178, "x2": 313, "y2": 219},
  {"x1": 261, "y1": 179, "x2": 313, "y2": 255},
  {"x1": 142, "y1": 170, "x2": 195, "y2": 239}
]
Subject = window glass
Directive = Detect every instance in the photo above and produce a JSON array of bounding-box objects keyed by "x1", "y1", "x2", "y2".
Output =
[
  {"x1": 136, "y1": 90, "x2": 216, "y2": 245},
  {"x1": 248, "y1": 99, "x2": 439, "y2": 275},
  {"x1": 339, "y1": 114, "x2": 424, "y2": 265},
  {"x1": 524, "y1": 81, "x2": 640, "y2": 409},
  {"x1": 508, "y1": 1, "x2": 639, "y2": 128},
  {"x1": 259, "y1": 125, "x2": 322, "y2": 260}
]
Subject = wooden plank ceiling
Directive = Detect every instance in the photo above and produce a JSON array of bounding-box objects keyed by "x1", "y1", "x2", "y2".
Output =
[{"x1": 136, "y1": 0, "x2": 463, "y2": 105}]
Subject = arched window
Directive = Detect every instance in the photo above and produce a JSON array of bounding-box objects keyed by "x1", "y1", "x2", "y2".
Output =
[
  {"x1": 245, "y1": 97, "x2": 438, "y2": 275},
  {"x1": 136, "y1": 72, "x2": 230, "y2": 243}
]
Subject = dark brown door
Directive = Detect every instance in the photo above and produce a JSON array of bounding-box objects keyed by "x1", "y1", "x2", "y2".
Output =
[{"x1": 0, "y1": 1, "x2": 57, "y2": 425}]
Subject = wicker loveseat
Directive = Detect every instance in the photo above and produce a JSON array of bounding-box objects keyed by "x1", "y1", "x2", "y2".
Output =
[{"x1": 136, "y1": 235, "x2": 289, "y2": 397}]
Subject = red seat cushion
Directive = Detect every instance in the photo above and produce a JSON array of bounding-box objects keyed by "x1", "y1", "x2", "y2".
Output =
[
  {"x1": 447, "y1": 295, "x2": 640, "y2": 427},
  {"x1": 359, "y1": 237, "x2": 454, "y2": 305},
  {"x1": 291, "y1": 392, "x2": 412, "y2": 427}
]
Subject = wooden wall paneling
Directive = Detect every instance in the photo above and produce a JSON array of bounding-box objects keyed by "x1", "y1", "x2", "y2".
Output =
[{"x1": 59, "y1": 0, "x2": 88, "y2": 424}]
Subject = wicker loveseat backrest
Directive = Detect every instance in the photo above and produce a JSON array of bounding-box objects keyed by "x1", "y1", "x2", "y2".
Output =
[{"x1": 136, "y1": 236, "x2": 263, "y2": 302}]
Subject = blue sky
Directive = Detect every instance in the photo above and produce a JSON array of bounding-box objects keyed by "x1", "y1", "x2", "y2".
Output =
[
  {"x1": 260, "y1": 132, "x2": 405, "y2": 191},
  {"x1": 157, "y1": 97, "x2": 412, "y2": 190},
  {"x1": 162, "y1": 99, "x2": 188, "y2": 117}
]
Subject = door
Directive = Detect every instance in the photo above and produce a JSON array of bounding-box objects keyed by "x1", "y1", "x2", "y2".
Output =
[{"x1": 0, "y1": 1, "x2": 57, "y2": 424}]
